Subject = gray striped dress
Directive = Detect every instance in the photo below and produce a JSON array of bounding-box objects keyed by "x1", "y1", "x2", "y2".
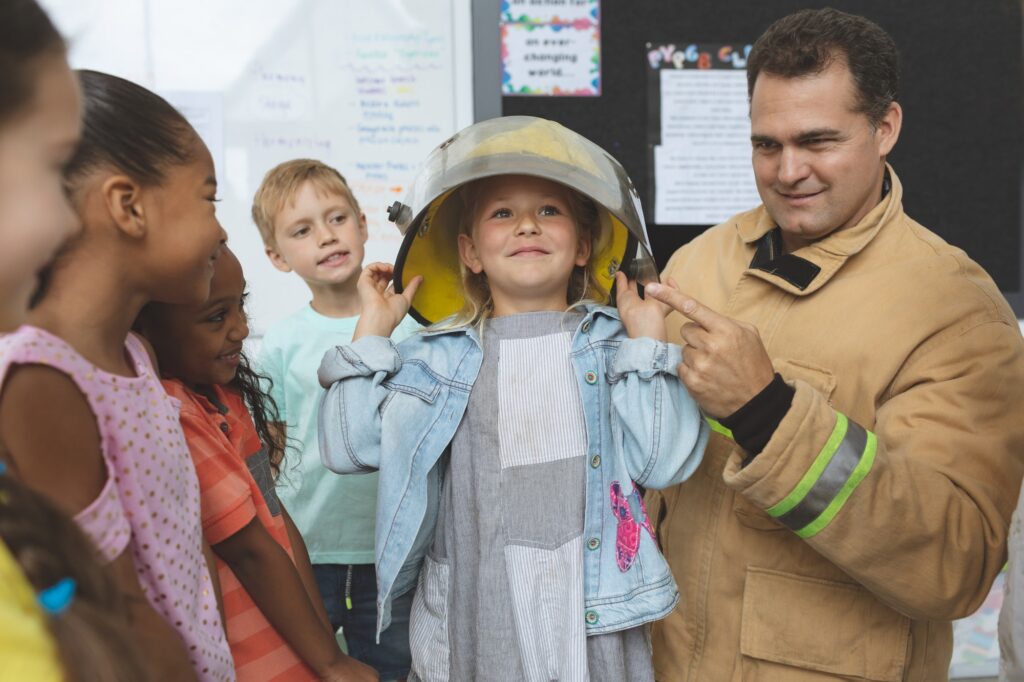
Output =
[{"x1": 407, "y1": 311, "x2": 654, "y2": 682}]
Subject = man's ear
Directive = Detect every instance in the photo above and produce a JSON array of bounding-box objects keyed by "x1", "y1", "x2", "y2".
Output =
[
  {"x1": 101, "y1": 174, "x2": 145, "y2": 238},
  {"x1": 265, "y1": 246, "x2": 293, "y2": 273},
  {"x1": 457, "y1": 233, "x2": 483, "y2": 274},
  {"x1": 875, "y1": 101, "x2": 903, "y2": 158}
]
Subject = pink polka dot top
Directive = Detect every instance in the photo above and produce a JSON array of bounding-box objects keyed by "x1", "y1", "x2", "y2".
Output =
[{"x1": 0, "y1": 326, "x2": 235, "y2": 681}]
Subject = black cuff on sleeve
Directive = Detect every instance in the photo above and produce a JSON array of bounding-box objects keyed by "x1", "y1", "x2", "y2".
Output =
[{"x1": 719, "y1": 373, "x2": 795, "y2": 458}]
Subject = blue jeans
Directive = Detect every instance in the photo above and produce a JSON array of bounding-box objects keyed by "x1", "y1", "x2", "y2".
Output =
[{"x1": 314, "y1": 563, "x2": 413, "y2": 680}]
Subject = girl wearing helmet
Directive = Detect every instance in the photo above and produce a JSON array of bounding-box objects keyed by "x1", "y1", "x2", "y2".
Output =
[{"x1": 317, "y1": 117, "x2": 708, "y2": 681}]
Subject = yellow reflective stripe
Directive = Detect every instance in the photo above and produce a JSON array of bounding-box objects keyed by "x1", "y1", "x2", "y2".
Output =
[
  {"x1": 705, "y1": 417, "x2": 734, "y2": 440},
  {"x1": 766, "y1": 413, "x2": 848, "y2": 518},
  {"x1": 796, "y1": 431, "x2": 877, "y2": 538}
]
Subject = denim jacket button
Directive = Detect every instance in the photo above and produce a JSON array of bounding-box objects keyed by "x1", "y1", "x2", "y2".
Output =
[
  {"x1": 584, "y1": 370, "x2": 597, "y2": 384},
  {"x1": 591, "y1": 454, "x2": 601, "y2": 468},
  {"x1": 585, "y1": 610, "x2": 599, "y2": 624},
  {"x1": 587, "y1": 537, "x2": 600, "y2": 550},
  {"x1": 581, "y1": 320, "x2": 592, "y2": 333}
]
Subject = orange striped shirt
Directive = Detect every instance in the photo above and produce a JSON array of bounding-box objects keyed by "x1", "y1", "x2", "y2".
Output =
[{"x1": 164, "y1": 380, "x2": 317, "y2": 682}]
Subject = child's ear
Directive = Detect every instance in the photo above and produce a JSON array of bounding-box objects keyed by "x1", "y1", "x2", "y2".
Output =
[
  {"x1": 102, "y1": 174, "x2": 145, "y2": 238},
  {"x1": 574, "y1": 234, "x2": 592, "y2": 267},
  {"x1": 265, "y1": 246, "x2": 293, "y2": 273},
  {"x1": 457, "y1": 233, "x2": 484, "y2": 274},
  {"x1": 359, "y1": 213, "x2": 369, "y2": 243}
]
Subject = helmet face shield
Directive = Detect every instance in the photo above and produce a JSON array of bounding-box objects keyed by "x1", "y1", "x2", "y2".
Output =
[{"x1": 391, "y1": 116, "x2": 656, "y2": 325}]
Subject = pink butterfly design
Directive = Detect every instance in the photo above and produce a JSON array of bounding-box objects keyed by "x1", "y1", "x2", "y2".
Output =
[{"x1": 610, "y1": 481, "x2": 657, "y2": 572}]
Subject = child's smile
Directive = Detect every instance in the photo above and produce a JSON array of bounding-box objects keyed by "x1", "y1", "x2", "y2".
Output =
[
  {"x1": 142, "y1": 247, "x2": 249, "y2": 388},
  {"x1": 458, "y1": 175, "x2": 591, "y2": 317}
]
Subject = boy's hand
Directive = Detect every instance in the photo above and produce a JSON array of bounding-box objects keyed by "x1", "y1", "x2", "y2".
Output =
[
  {"x1": 615, "y1": 271, "x2": 673, "y2": 341},
  {"x1": 353, "y1": 263, "x2": 422, "y2": 340}
]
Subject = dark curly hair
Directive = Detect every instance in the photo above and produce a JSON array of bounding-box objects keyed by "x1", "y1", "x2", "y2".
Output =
[
  {"x1": 226, "y1": 345, "x2": 286, "y2": 475},
  {"x1": 747, "y1": 8, "x2": 900, "y2": 128}
]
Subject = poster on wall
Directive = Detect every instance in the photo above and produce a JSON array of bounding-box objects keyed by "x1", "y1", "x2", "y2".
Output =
[
  {"x1": 647, "y1": 42, "x2": 760, "y2": 225},
  {"x1": 501, "y1": 0, "x2": 600, "y2": 96}
]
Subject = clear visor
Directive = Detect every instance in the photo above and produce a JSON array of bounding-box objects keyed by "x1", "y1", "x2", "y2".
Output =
[{"x1": 390, "y1": 116, "x2": 653, "y2": 257}]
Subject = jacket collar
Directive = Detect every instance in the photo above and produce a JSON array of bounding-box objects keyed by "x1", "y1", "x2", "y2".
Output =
[
  {"x1": 419, "y1": 303, "x2": 619, "y2": 341},
  {"x1": 737, "y1": 164, "x2": 902, "y2": 296}
]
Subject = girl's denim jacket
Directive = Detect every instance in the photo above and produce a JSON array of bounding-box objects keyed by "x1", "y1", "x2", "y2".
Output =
[{"x1": 317, "y1": 305, "x2": 708, "y2": 640}]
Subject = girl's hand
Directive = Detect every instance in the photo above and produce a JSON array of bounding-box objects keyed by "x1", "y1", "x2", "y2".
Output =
[
  {"x1": 615, "y1": 271, "x2": 674, "y2": 341},
  {"x1": 353, "y1": 263, "x2": 423, "y2": 340},
  {"x1": 321, "y1": 656, "x2": 379, "y2": 682}
]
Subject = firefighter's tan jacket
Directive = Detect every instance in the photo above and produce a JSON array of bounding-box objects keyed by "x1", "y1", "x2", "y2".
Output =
[{"x1": 650, "y1": 167, "x2": 1024, "y2": 681}]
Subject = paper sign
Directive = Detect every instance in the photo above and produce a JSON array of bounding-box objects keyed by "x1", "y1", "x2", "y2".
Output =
[
  {"x1": 648, "y1": 42, "x2": 759, "y2": 225},
  {"x1": 501, "y1": 0, "x2": 600, "y2": 96}
]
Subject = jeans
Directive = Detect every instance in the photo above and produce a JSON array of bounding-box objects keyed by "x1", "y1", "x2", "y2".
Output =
[{"x1": 314, "y1": 563, "x2": 413, "y2": 680}]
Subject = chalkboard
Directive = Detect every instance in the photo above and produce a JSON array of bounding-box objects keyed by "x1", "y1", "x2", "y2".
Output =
[
  {"x1": 41, "y1": 0, "x2": 474, "y2": 335},
  {"x1": 501, "y1": 0, "x2": 1024, "y2": 314}
]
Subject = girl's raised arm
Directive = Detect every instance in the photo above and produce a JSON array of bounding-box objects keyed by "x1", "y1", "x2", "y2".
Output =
[{"x1": 607, "y1": 337, "x2": 710, "y2": 490}]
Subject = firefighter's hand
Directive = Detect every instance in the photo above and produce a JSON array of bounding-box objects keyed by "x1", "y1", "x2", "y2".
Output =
[{"x1": 644, "y1": 283, "x2": 775, "y2": 418}]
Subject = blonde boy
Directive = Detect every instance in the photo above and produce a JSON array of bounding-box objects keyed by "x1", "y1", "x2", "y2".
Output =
[{"x1": 252, "y1": 159, "x2": 416, "y2": 679}]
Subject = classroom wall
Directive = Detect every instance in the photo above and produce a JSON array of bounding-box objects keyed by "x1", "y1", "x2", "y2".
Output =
[{"x1": 42, "y1": 0, "x2": 474, "y2": 337}]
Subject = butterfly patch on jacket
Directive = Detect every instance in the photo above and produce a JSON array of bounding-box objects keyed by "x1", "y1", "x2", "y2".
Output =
[{"x1": 610, "y1": 481, "x2": 656, "y2": 572}]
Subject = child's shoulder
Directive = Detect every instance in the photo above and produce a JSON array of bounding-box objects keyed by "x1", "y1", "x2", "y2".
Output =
[
  {"x1": 260, "y1": 306, "x2": 312, "y2": 345},
  {"x1": 264, "y1": 305, "x2": 366, "y2": 352},
  {"x1": 584, "y1": 304, "x2": 628, "y2": 339},
  {"x1": 159, "y1": 378, "x2": 208, "y2": 419}
]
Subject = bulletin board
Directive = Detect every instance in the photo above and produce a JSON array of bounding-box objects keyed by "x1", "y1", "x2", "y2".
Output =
[{"x1": 501, "y1": 0, "x2": 1024, "y2": 315}]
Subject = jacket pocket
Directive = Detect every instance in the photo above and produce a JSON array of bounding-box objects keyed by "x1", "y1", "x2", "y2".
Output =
[
  {"x1": 383, "y1": 360, "x2": 442, "y2": 403},
  {"x1": 737, "y1": 567, "x2": 909, "y2": 682},
  {"x1": 775, "y1": 357, "x2": 836, "y2": 403},
  {"x1": 408, "y1": 554, "x2": 450, "y2": 681}
]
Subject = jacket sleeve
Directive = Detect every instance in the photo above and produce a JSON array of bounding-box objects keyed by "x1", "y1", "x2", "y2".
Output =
[
  {"x1": 723, "y1": 319, "x2": 1024, "y2": 620},
  {"x1": 316, "y1": 336, "x2": 403, "y2": 475},
  {"x1": 608, "y1": 337, "x2": 710, "y2": 490}
]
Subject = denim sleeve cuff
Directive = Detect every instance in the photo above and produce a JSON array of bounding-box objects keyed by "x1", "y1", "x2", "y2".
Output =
[
  {"x1": 610, "y1": 338, "x2": 683, "y2": 379},
  {"x1": 317, "y1": 336, "x2": 403, "y2": 387}
]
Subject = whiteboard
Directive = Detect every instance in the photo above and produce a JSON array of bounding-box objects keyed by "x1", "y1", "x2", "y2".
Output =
[{"x1": 40, "y1": 0, "x2": 475, "y2": 336}]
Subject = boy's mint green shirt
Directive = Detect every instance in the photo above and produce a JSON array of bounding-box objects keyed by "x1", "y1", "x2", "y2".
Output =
[{"x1": 258, "y1": 305, "x2": 419, "y2": 564}]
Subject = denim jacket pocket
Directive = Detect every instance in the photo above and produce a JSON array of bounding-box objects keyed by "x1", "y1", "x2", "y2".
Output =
[{"x1": 383, "y1": 360, "x2": 442, "y2": 403}]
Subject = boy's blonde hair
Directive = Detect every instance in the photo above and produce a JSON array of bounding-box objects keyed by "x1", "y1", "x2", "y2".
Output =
[
  {"x1": 251, "y1": 159, "x2": 362, "y2": 248},
  {"x1": 445, "y1": 178, "x2": 610, "y2": 329}
]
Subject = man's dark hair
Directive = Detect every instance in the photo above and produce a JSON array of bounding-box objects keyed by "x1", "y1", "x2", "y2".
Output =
[{"x1": 747, "y1": 8, "x2": 900, "y2": 128}]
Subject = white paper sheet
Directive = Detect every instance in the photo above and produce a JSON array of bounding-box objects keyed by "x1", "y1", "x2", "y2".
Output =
[{"x1": 655, "y1": 67, "x2": 760, "y2": 224}]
